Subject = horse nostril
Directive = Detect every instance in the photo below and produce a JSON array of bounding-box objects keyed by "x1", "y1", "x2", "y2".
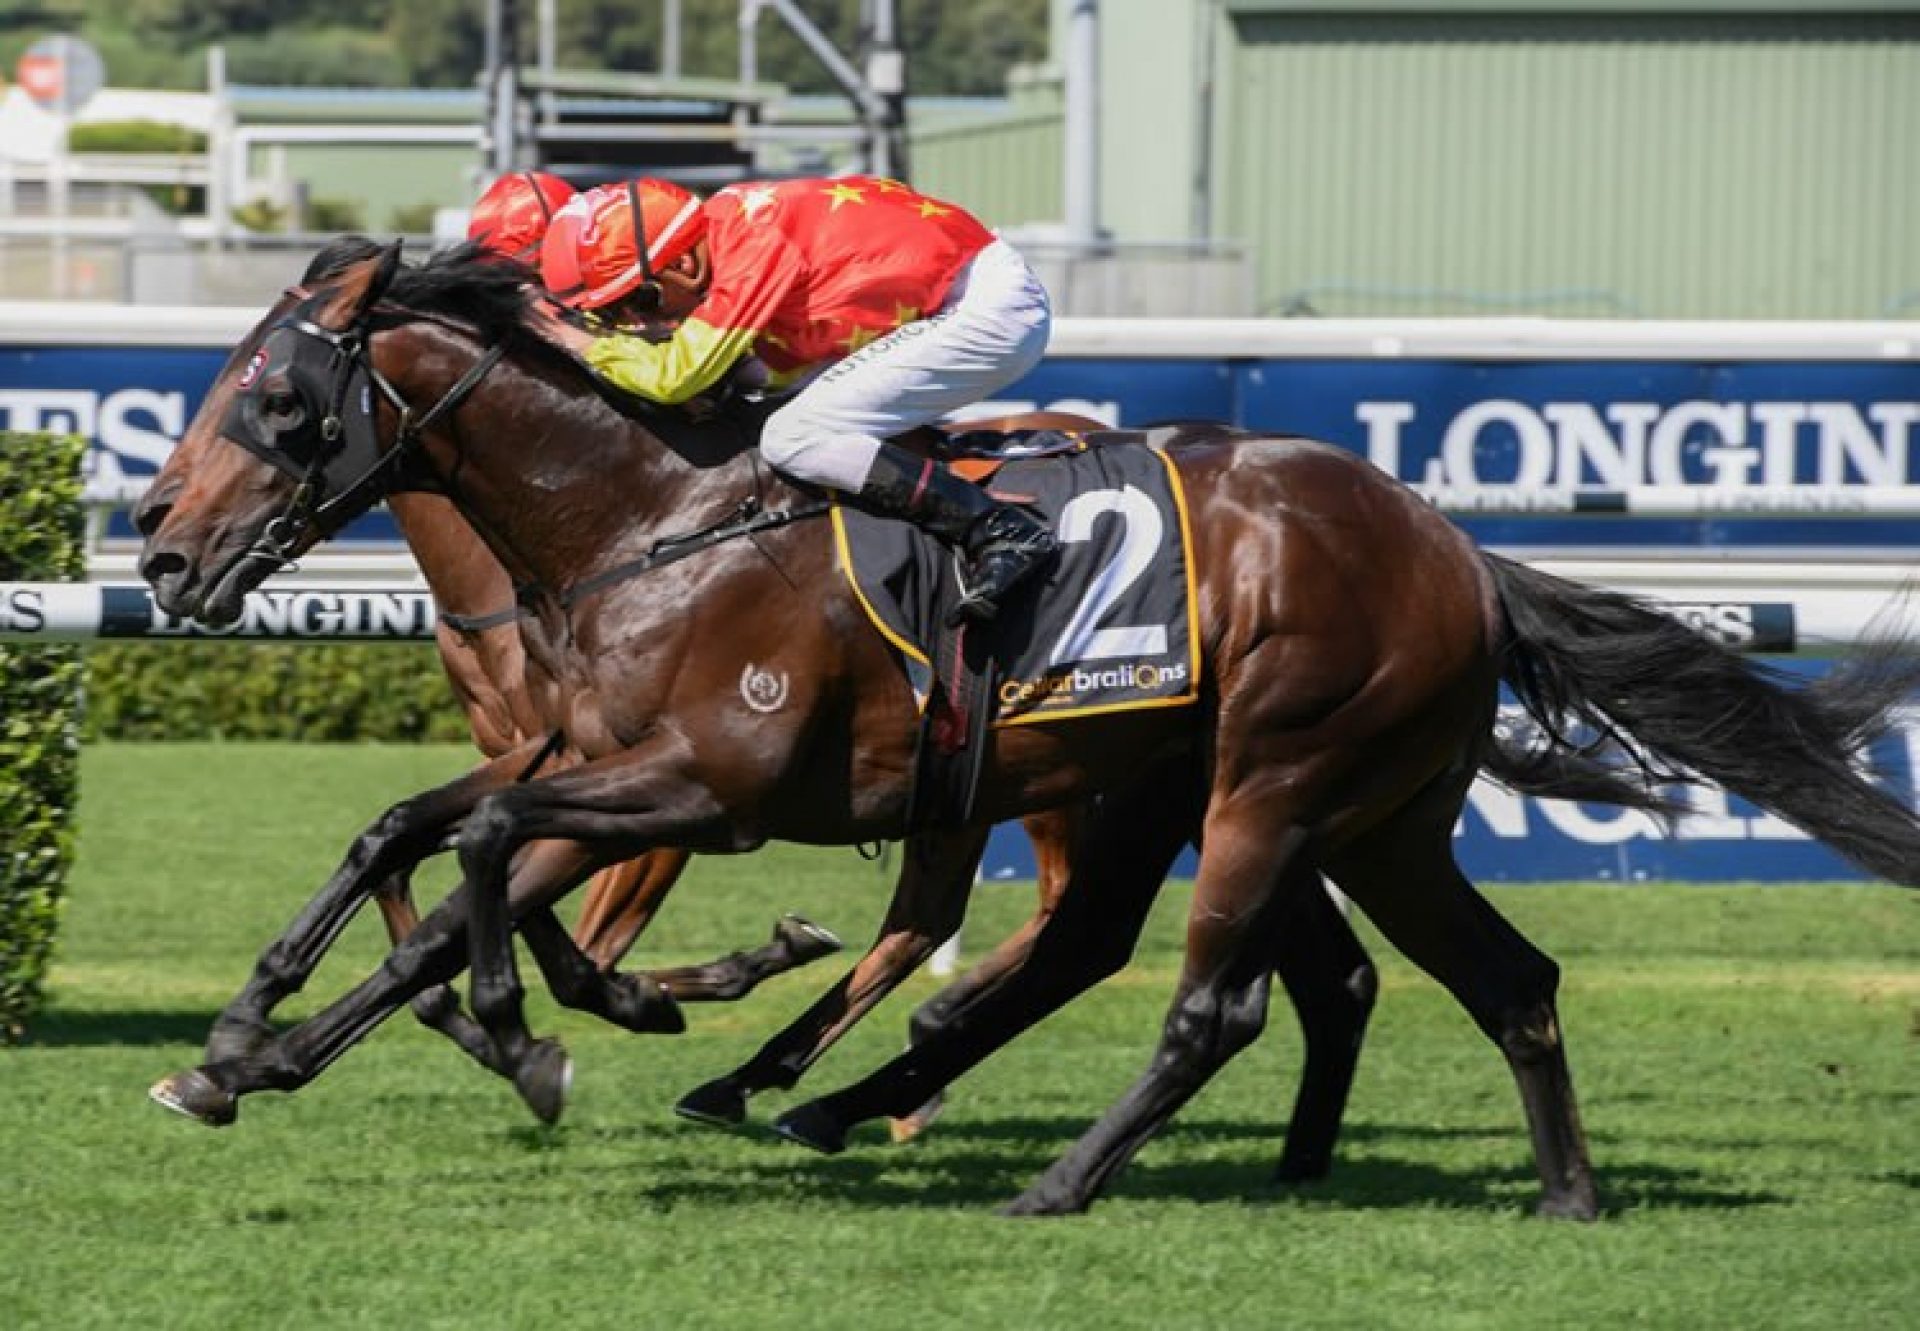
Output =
[
  {"x1": 134, "y1": 500, "x2": 172, "y2": 539},
  {"x1": 139, "y1": 548, "x2": 188, "y2": 587}
]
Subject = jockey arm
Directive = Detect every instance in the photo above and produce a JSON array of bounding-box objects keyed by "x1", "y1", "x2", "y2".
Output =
[{"x1": 566, "y1": 223, "x2": 805, "y2": 407}]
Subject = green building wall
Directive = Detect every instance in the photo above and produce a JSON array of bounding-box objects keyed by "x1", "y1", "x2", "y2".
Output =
[{"x1": 1210, "y1": 5, "x2": 1920, "y2": 317}]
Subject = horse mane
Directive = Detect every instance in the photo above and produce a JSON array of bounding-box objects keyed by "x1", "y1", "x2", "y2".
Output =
[
  {"x1": 388, "y1": 242, "x2": 540, "y2": 342},
  {"x1": 303, "y1": 235, "x2": 538, "y2": 343},
  {"x1": 305, "y1": 235, "x2": 755, "y2": 460}
]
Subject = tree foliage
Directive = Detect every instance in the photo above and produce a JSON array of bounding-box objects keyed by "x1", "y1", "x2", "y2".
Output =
[{"x1": 3, "y1": 0, "x2": 1048, "y2": 96}]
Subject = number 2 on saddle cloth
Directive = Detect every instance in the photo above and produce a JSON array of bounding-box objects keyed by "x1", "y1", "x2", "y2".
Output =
[{"x1": 832, "y1": 433, "x2": 1201, "y2": 827}]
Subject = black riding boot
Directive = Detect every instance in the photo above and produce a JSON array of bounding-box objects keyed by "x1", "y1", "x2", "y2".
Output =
[{"x1": 856, "y1": 444, "x2": 1058, "y2": 626}]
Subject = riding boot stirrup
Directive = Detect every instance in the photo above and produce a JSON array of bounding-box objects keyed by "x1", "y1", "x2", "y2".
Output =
[
  {"x1": 853, "y1": 443, "x2": 1058, "y2": 627},
  {"x1": 952, "y1": 505, "x2": 1056, "y2": 627}
]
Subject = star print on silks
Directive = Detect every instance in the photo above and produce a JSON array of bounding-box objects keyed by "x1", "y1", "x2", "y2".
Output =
[
  {"x1": 823, "y1": 182, "x2": 867, "y2": 211},
  {"x1": 915, "y1": 198, "x2": 951, "y2": 219},
  {"x1": 892, "y1": 303, "x2": 921, "y2": 325},
  {"x1": 872, "y1": 179, "x2": 913, "y2": 194},
  {"x1": 838, "y1": 324, "x2": 881, "y2": 354},
  {"x1": 735, "y1": 185, "x2": 779, "y2": 220}
]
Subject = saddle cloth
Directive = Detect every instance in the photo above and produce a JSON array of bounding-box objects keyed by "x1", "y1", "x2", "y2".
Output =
[{"x1": 833, "y1": 437, "x2": 1200, "y2": 726}]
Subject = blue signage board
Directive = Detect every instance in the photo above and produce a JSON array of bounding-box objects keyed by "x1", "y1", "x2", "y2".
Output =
[
  {"x1": 1230, "y1": 358, "x2": 1920, "y2": 549},
  {"x1": 4, "y1": 339, "x2": 1917, "y2": 548}
]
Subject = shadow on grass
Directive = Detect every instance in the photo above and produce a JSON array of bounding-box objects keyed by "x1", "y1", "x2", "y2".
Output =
[
  {"x1": 21, "y1": 1008, "x2": 217, "y2": 1048},
  {"x1": 414, "y1": 1113, "x2": 1787, "y2": 1216}
]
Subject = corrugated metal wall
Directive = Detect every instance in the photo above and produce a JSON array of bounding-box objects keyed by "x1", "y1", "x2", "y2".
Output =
[
  {"x1": 1219, "y1": 12, "x2": 1920, "y2": 318},
  {"x1": 911, "y1": 111, "x2": 1065, "y2": 230}
]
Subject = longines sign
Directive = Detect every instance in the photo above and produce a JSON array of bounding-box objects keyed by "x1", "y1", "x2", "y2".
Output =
[{"x1": 4, "y1": 332, "x2": 1917, "y2": 546}]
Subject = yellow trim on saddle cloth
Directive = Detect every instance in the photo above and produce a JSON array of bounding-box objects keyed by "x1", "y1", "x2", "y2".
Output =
[
  {"x1": 830, "y1": 502, "x2": 933, "y2": 712},
  {"x1": 993, "y1": 446, "x2": 1202, "y2": 729}
]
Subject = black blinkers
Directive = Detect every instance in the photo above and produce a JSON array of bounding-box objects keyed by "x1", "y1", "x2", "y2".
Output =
[{"x1": 219, "y1": 315, "x2": 388, "y2": 534}]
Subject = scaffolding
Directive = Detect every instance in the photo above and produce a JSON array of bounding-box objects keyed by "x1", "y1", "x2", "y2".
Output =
[{"x1": 480, "y1": 0, "x2": 908, "y2": 187}]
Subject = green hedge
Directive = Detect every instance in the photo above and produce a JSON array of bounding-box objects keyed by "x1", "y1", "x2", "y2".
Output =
[
  {"x1": 0, "y1": 432, "x2": 86, "y2": 1041},
  {"x1": 65, "y1": 120, "x2": 209, "y2": 155},
  {"x1": 84, "y1": 642, "x2": 470, "y2": 743}
]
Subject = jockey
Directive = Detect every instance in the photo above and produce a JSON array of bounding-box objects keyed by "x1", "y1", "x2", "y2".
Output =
[
  {"x1": 467, "y1": 171, "x2": 577, "y2": 263},
  {"x1": 535, "y1": 175, "x2": 1057, "y2": 626}
]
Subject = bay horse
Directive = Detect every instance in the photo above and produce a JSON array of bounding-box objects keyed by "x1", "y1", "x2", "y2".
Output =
[
  {"x1": 133, "y1": 244, "x2": 1393, "y2": 1163},
  {"x1": 131, "y1": 275, "x2": 845, "y2": 1113},
  {"x1": 138, "y1": 242, "x2": 1920, "y2": 1216}
]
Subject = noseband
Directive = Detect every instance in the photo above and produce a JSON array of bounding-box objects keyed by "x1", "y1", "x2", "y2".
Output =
[{"x1": 229, "y1": 299, "x2": 507, "y2": 569}]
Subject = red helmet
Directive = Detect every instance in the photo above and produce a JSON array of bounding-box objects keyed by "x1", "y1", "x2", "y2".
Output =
[
  {"x1": 540, "y1": 178, "x2": 707, "y2": 310},
  {"x1": 467, "y1": 171, "x2": 577, "y2": 261}
]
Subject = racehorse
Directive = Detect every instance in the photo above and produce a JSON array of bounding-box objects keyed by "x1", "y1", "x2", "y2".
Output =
[
  {"x1": 137, "y1": 241, "x2": 1920, "y2": 1217},
  {"x1": 134, "y1": 244, "x2": 1391, "y2": 1163},
  {"x1": 131, "y1": 276, "x2": 845, "y2": 1109}
]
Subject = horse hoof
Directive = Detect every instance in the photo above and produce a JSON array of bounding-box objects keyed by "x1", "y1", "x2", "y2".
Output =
[
  {"x1": 1535, "y1": 1190, "x2": 1600, "y2": 1222},
  {"x1": 775, "y1": 915, "x2": 844, "y2": 965},
  {"x1": 1273, "y1": 1152, "x2": 1332, "y2": 1185},
  {"x1": 771, "y1": 1102, "x2": 849, "y2": 1155},
  {"x1": 998, "y1": 1185, "x2": 1085, "y2": 1219},
  {"x1": 887, "y1": 1091, "x2": 947, "y2": 1145},
  {"x1": 513, "y1": 1040, "x2": 573, "y2": 1126},
  {"x1": 149, "y1": 1068, "x2": 238, "y2": 1127},
  {"x1": 609, "y1": 975, "x2": 687, "y2": 1035},
  {"x1": 673, "y1": 1078, "x2": 749, "y2": 1130}
]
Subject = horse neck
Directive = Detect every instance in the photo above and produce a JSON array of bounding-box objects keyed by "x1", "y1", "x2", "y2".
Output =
[
  {"x1": 386, "y1": 492, "x2": 512, "y2": 619},
  {"x1": 392, "y1": 324, "x2": 755, "y2": 595}
]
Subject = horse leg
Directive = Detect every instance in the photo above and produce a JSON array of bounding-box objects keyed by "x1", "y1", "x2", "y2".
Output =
[
  {"x1": 369, "y1": 866, "x2": 508, "y2": 1076},
  {"x1": 205, "y1": 737, "x2": 555, "y2": 1064},
  {"x1": 887, "y1": 808, "x2": 1081, "y2": 1142},
  {"x1": 576, "y1": 850, "x2": 844, "y2": 1002},
  {"x1": 772, "y1": 762, "x2": 1202, "y2": 1155},
  {"x1": 675, "y1": 823, "x2": 989, "y2": 1129},
  {"x1": 455, "y1": 740, "x2": 733, "y2": 1090},
  {"x1": 1324, "y1": 773, "x2": 1598, "y2": 1220},
  {"x1": 995, "y1": 797, "x2": 1317, "y2": 1218},
  {"x1": 643, "y1": 914, "x2": 845, "y2": 1002},
  {"x1": 1268, "y1": 875, "x2": 1378, "y2": 1184},
  {"x1": 150, "y1": 840, "x2": 601, "y2": 1128},
  {"x1": 573, "y1": 852, "x2": 684, "y2": 969},
  {"x1": 519, "y1": 904, "x2": 687, "y2": 1035}
]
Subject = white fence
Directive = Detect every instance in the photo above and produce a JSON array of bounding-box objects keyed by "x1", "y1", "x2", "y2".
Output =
[{"x1": 5, "y1": 556, "x2": 1912, "y2": 653}]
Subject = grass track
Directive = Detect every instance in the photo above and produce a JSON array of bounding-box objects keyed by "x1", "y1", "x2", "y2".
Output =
[{"x1": 2, "y1": 744, "x2": 1915, "y2": 1329}]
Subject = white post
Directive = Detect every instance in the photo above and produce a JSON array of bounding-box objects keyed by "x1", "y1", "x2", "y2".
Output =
[
  {"x1": 1064, "y1": 0, "x2": 1101, "y2": 248},
  {"x1": 206, "y1": 46, "x2": 232, "y2": 246},
  {"x1": 538, "y1": 0, "x2": 557, "y2": 128},
  {"x1": 663, "y1": 0, "x2": 684, "y2": 80},
  {"x1": 50, "y1": 110, "x2": 71, "y2": 301}
]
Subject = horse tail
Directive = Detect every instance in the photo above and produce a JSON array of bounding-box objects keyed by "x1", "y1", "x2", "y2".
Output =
[
  {"x1": 1481, "y1": 552, "x2": 1920, "y2": 887},
  {"x1": 1479, "y1": 726, "x2": 1689, "y2": 823}
]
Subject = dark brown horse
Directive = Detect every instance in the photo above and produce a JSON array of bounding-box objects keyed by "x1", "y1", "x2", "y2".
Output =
[
  {"x1": 131, "y1": 277, "x2": 845, "y2": 1109},
  {"x1": 137, "y1": 242, "x2": 1920, "y2": 1217},
  {"x1": 133, "y1": 250, "x2": 1388, "y2": 1162}
]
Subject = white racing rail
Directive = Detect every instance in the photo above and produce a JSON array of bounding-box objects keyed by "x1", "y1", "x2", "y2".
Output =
[{"x1": 5, "y1": 571, "x2": 1911, "y2": 654}]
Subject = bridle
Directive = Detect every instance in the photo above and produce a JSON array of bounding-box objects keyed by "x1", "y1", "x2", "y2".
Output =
[
  {"x1": 223, "y1": 277, "x2": 828, "y2": 621},
  {"x1": 223, "y1": 291, "x2": 507, "y2": 571}
]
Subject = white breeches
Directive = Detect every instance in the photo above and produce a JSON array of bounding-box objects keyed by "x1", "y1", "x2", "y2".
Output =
[{"x1": 759, "y1": 239, "x2": 1052, "y2": 492}]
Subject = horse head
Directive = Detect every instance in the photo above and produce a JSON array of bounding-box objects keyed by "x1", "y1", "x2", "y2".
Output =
[{"x1": 138, "y1": 239, "x2": 406, "y2": 624}]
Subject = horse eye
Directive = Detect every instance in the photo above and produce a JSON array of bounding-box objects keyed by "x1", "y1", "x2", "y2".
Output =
[{"x1": 260, "y1": 388, "x2": 306, "y2": 430}]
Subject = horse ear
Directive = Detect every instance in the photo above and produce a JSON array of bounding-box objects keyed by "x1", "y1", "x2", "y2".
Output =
[{"x1": 312, "y1": 239, "x2": 405, "y2": 326}]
